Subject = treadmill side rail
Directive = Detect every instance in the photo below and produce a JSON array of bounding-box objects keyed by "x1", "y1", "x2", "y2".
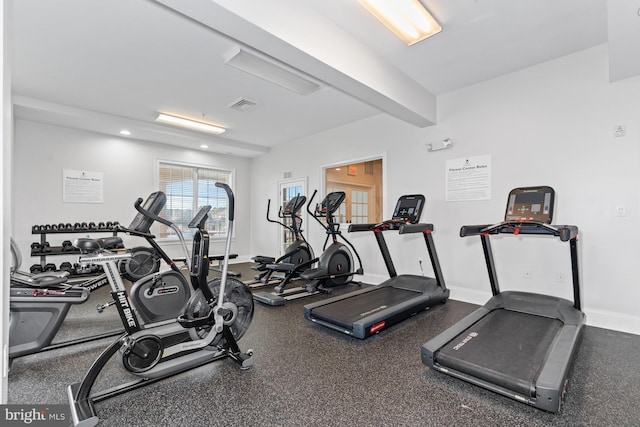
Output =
[
  {"x1": 421, "y1": 307, "x2": 490, "y2": 368},
  {"x1": 535, "y1": 322, "x2": 585, "y2": 412}
]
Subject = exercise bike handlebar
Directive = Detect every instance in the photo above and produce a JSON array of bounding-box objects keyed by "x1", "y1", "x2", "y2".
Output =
[{"x1": 215, "y1": 182, "x2": 234, "y2": 221}]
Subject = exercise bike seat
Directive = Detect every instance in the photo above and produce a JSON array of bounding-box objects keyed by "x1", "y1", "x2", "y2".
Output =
[
  {"x1": 11, "y1": 270, "x2": 70, "y2": 288},
  {"x1": 74, "y1": 237, "x2": 124, "y2": 253}
]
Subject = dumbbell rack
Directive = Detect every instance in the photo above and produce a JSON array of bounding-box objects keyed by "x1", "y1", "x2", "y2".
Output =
[{"x1": 31, "y1": 222, "x2": 121, "y2": 274}]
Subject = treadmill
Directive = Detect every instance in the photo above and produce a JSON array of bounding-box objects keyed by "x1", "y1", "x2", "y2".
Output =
[
  {"x1": 421, "y1": 186, "x2": 585, "y2": 413},
  {"x1": 304, "y1": 194, "x2": 449, "y2": 339}
]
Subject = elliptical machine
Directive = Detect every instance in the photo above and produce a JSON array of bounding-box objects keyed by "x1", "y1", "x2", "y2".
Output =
[
  {"x1": 253, "y1": 190, "x2": 362, "y2": 306},
  {"x1": 68, "y1": 183, "x2": 254, "y2": 427},
  {"x1": 299, "y1": 190, "x2": 363, "y2": 288},
  {"x1": 249, "y1": 195, "x2": 314, "y2": 288}
]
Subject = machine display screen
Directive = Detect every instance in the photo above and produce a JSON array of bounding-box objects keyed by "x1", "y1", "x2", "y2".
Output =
[
  {"x1": 129, "y1": 191, "x2": 167, "y2": 232},
  {"x1": 505, "y1": 187, "x2": 554, "y2": 223},
  {"x1": 392, "y1": 195, "x2": 425, "y2": 224},
  {"x1": 322, "y1": 191, "x2": 346, "y2": 215}
]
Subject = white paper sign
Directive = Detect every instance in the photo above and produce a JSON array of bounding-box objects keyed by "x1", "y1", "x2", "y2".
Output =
[
  {"x1": 63, "y1": 169, "x2": 104, "y2": 203},
  {"x1": 446, "y1": 155, "x2": 491, "y2": 201}
]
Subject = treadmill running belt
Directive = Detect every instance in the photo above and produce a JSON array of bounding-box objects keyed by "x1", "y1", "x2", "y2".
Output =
[
  {"x1": 311, "y1": 287, "x2": 420, "y2": 329},
  {"x1": 435, "y1": 309, "x2": 563, "y2": 398}
]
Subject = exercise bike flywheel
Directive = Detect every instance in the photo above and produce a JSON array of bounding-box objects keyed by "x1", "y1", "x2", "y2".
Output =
[
  {"x1": 121, "y1": 335, "x2": 164, "y2": 373},
  {"x1": 184, "y1": 277, "x2": 254, "y2": 348}
]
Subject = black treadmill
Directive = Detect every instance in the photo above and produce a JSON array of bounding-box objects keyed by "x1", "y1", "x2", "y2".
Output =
[
  {"x1": 304, "y1": 194, "x2": 449, "y2": 339},
  {"x1": 421, "y1": 186, "x2": 585, "y2": 413}
]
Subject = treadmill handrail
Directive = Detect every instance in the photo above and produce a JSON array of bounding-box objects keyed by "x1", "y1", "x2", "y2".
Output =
[
  {"x1": 460, "y1": 221, "x2": 578, "y2": 242},
  {"x1": 349, "y1": 221, "x2": 434, "y2": 234}
]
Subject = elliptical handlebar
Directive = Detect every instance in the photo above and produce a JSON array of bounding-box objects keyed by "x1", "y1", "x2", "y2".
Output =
[
  {"x1": 306, "y1": 190, "x2": 328, "y2": 230},
  {"x1": 265, "y1": 199, "x2": 295, "y2": 233}
]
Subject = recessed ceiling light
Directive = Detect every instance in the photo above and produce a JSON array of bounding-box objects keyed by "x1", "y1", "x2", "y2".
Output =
[
  {"x1": 120, "y1": 130, "x2": 131, "y2": 135},
  {"x1": 155, "y1": 113, "x2": 226, "y2": 135},
  {"x1": 200, "y1": 144, "x2": 209, "y2": 149}
]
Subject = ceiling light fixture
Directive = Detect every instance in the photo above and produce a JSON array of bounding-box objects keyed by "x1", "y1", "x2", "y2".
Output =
[
  {"x1": 200, "y1": 144, "x2": 209, "y2": 149},
  {"x1": 155, "y1": 113, "x2": 226, "y2": 135},
  {"x1": 358, "y1": 0, "x2": 442, "y2": 45},
  {"x1": 119, "y1": 130, "x2": 131, "y2": 136},
  {"x1": 225, "y1": 48, "x2": 321, "y2": 96}
]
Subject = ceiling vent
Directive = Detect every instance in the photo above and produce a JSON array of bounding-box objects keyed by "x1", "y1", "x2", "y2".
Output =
[{"x1": 228, "y1": 98, "x2": 260, "y2": 112}]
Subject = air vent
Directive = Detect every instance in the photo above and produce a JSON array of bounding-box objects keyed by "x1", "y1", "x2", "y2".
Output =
[
  {"x1": 228, "y1": 98, "x2": 260, "y2": 112},
  {"x1": 283, "y1": 171, "x2": 292, "y2": 179}
]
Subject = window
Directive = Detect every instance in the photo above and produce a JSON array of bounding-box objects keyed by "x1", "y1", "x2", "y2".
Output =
[
  {"x1": 158, "y1": 161, "x2": 232, "y2": 239},
  {"x1": 281, "y1": 182, "x2": 304, "y2": 253},
  {"x1": 324, "y1": 158, "x2": 383, "y2": 224}
]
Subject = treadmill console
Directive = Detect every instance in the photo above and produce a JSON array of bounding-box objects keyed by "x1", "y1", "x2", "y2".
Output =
[
  {"x1": 505, "y1": 186, "x2": 555, "y2": 223},
  {"x1": 392, "y1": 194, "x2": 425, "y2": 224}
]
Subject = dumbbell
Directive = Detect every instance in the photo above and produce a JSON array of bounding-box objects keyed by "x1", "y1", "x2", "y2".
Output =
[
  {"x1": 44, "y1": 263, "x2": 57, "y2": 272},
  {"x1": 97, "y1": 222, "x2": 106, "y2": 229},
  {"x1": 61, "y1": 240, "x2": 74, "y2": 252},
  {"x1": 30, "y1": 264, "x2": 44, "y2": 274},
  {"x1": 31, "y1": 225, "x2": 40, "y2": 233},
  {"x1": 73, "y1": 222, "x2": 82, "y2": 230},
  {"x1": 59, "y1": 261, "x2": 73, "y2": 273},
  {"x1": 41, "y1": 241, "x2": 51, "y2": 252},
  {"x1": 58, "y1": 223, "x2": 66, "y2": 230},
  {"x1": 88, "y1": 222, "x2": 96, "y2": 230},
  {"x1": 31, "y1": 242, "x2": 42, "y2": 253}
]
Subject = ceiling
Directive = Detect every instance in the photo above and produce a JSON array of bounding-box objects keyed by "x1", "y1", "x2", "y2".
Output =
[{"x1": 10, "y1": 0, "x2": 640, "y2": 158}]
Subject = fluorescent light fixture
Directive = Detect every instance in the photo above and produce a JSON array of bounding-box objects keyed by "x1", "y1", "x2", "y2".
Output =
[
  {"x1": 119, "y1": 130, "x2": 131, "y2": 136},
  {"x1": 200, "y1": 144, "x2": 209, "y2": 149},
  {"x1": 225, "y1": 48, "x2": 320, "y2": 95},
  {"x1": 359, "y1": 0, "x2": 442, "y2": 45},
  {"x1": 155, "y1": 113, "x2": 226, "y2": 135}
]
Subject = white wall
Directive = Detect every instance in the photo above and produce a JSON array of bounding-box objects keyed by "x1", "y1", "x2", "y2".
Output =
[
  {"x1": 1, "y1": 0, "x2": 12, "y2": 403},
  {"x1": 250, "y1": 44, "x2": 640, "y2": 335},
  {"x1": 12, "y1": 120, "x2": 253, "y2": 268}
]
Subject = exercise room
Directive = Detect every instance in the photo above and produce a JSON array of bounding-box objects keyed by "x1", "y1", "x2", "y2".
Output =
[{"x1": 2, "y1": 1, "x2": 640, "y2": 426}]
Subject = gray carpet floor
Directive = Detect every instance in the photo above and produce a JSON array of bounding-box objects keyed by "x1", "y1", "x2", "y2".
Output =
[{"x1": 8, "y1": 263, "x2": 640, "y2": 426}]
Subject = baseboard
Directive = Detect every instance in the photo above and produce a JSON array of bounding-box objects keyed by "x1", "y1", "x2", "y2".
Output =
[
  {"x1": 230, "y1": 255, "x2": 254, "y2": 264},
  {"x1": 448, "y1": 286, "x2": 492, "y2": 306},
  {"x1": 583, "y1": 308, "x2": 640, "y2": 336}
]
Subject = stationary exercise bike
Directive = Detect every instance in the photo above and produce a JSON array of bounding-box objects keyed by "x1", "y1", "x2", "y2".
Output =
[
  {"x1": 7, "y1": 192, "x2": 182, "y2": 361},
  {"x1": 249, "y1": 195, "x2": 314, "y2": 288},
  {"x1": 68, "y1": 183, "x2": 254, "y2": 427}
]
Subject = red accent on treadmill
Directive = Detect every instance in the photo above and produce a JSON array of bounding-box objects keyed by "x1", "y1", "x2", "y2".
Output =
[
  {"x1": 370, "y1": 321, "x2": 386, "y2": 334},
  {"x1": 513, "y1": 228, "x2": 520, "y2": 235}
]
